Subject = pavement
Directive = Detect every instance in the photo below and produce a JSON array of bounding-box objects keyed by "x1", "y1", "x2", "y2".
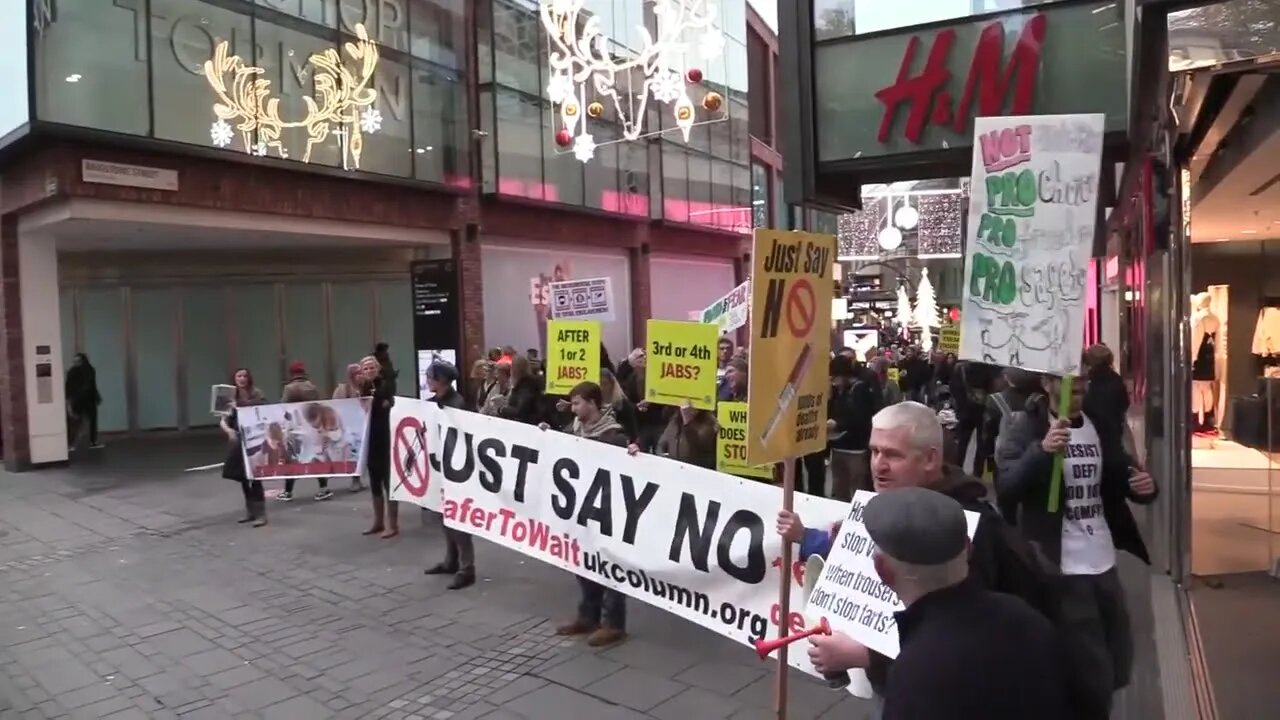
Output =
[{"x1": 0, "y1": 436, "x2": 870, "y2": 720}]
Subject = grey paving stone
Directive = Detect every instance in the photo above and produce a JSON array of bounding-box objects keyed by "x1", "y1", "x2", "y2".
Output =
[
  {"x1": 501, "y1": 683, "x2": 651, "y2": 720},
  {"x1": 182, "y1": 648, "x2": 245, "y2": 676},
  {"x1": 34, "y1": 658, "x2": 101, "y2": 695},
  {"x1": 584, "y1": 666, "x2": 686, "y2": 712},
  {"x1": 537, "y1": 653, "x2": 624, "y2": 688},
  {"x1": 148, "y1": 628, "x2": 217, "y2": 658},
  {"x1": 680, "y1": 659, "x2": 767, "y2": 695},
  {"x1": 56, "y1": 680, "x2": 119, "y2": 709},
  {"x1": 650, "y1": 686, "x2": 742, "y2": 720},
  {"x1": 206, "y1": 665, "x2": 259, "y2": 691},
  {"x1": 259, "y1": 694, "x2": 331, "y2": 720},
  {"x1": 226, "y1": 677, "x2": 298, "y2": 710}
]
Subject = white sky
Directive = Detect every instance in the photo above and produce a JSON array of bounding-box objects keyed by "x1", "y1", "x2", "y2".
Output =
[
  {"x1": 747, "y1": 0, "x2": 778, "y2": 31},
  {"x1": 748, "y1": 1, "x2": 1021, "y2": 36}
]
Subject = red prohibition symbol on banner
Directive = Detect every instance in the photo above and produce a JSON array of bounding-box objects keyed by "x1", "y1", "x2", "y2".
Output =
[
  {"x1": 393, "y1": 416, "x2": 430, "y2": 498},
  {"x1": 785, "y1": 278, "x2": 816, "y2": 339}
]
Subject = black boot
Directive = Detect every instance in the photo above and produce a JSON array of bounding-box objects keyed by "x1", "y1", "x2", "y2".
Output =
[
  {"x1": 251, "y1": 501, "x2": 268, "y2": 527},
  {"x1": 237, "y1": 497, "x2": 255, "y2": 524},
  {"x1": 447, "y1": 570, "x2": 476, "y2": 590},
  {"x1": 424, "y1": 561, "x2": 459, "y2": 576}
]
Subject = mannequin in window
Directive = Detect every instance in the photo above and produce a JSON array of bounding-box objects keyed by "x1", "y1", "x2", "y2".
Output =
[{"x1": 1191, "y1": 291, "x2": 1220, "y2": 432}]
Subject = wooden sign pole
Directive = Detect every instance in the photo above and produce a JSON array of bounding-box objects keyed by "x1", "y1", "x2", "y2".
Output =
[{"x1": 774, "y1": 459, "x2": 796, "y2": 720}]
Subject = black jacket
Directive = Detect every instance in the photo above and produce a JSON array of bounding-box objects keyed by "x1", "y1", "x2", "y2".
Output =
[
  {"x1": 995, "y1": 394, "x2": 1156, "y2": 566},
  {"x1": 882, "y1": 579, "x2": 1067, "y2": 720},
  {"x1": 865, "y1": 466, "x2": 1062, "y2": 692},
  {"x1": 434, "y1": 388, "x2": 466, "y2": 411},
  {"x1": 616, "y1": 360, "x2": 666, "y2": 434},
  {"x1": 1084, "y1": 365, "x2": 1130, "y2": 424},
  {"x1": 828, "y1": 374, "x2": 879, "y2": 452},
  {"x1": 501, "y1": 376, "x2": 545, "y2": 425}
]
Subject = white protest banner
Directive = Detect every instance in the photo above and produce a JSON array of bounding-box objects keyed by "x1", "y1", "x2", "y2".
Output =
[
  {"x1": 700, "y1": 280, "x2": 750, "y2": 334},
  {"x1": 238, "y1": 398, "x2": 370, "y2": 480},
  {"x1": 387, "y1": 397, "x2": 847, "y2": 677},
  {"x1": 550, "y1": 277, "x2": 615, "y2": 322},
  {"x1": 958, "y1": 114, "x2": 1104, "y2": 375},
  {"x1": 808, "y1": 490, "x2": 979, "y2": 660}
]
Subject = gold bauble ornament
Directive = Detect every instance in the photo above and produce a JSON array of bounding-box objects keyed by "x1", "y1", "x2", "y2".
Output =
[
  {"x1": 702, "y1": 92, "x2": 723, "y2": 112},
  {"x1": 676, "y1": 106, "x2": 693, "y2": 121},
  {"x1": 564, "y1": 102, "x2": 579, "y2": 117},
  {"x1": 587, "y1": 102, "x2": 604, "y2": 118}
]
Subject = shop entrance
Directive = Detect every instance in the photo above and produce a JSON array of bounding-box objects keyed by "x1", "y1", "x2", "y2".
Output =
[{"x1": 21, "y1": 199, "x2": 448, "y2": 441}]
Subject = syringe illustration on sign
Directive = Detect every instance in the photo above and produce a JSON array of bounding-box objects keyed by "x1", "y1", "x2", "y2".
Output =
[{"x1": 759, "y1": 342, "x2": 814, "y2": 444}]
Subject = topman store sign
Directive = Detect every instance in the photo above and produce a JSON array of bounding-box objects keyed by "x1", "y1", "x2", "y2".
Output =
[{"x1": 812, "y1": 1, "x2": 1128, "y2": 164}]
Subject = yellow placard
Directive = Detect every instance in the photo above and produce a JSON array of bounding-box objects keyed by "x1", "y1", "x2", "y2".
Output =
[
  {"x1": 746, "y1": 229, "x2": 836, "y2": 466},
  {"x1": 939, "y1": 324, "x2": 961, "y2": 355},
  {"x1": 716, "y1": 402, "x2": 774, "y2": 479},
  {"x1": 887, "y1": 368, "x2": 900, "y2": 385},
  {"x1": 643, "y1": 320, "x2": 719, "y2": 410},
  {"x1": 545, "y1": 320, "x2": 601, "y2": 395}
]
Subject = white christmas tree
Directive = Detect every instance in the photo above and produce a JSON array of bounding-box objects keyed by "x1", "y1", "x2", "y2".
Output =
[
  {"x1": 895, "y1": 283, "x2": 913, "y2": 333},
  {"x1": 914, "y1": 267, "x2": 941, "y2": 352}
]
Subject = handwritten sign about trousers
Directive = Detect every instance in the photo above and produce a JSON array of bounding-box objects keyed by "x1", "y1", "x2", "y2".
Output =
[
  {"x1": 746, "y1": 229, "x2": 836, "y2": 465},
  {"x1": 387, "y1": 398, "x2": 848, "y2": 677},
  {"x1": 237, "y1": 398, "x2": 371, "y2": 480},
  {"x1": 808, "y1": 490, "x2": 979, "y2": 659},
  {"x1": 550, "y1": 277, "x2": 615, "y2": 322},
  {"x1": 701, "y1": 280, "x2": 751, "y2": 334},
  {"x1": 716, "y1": 402, "x2": 774, "y2": 480},
  {"x1": 545, "y1": 320, "x2": 601, "y2": 395},
  {"x1": 644, "y1": 320, "x2": 718, "y2": 410},
  {"x1": 958, "y1": 114, "x2": 1104, "y2": 375}
]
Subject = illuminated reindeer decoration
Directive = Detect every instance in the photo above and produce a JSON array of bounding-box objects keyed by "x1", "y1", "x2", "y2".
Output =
[{"x1": 540, "y1": 0, "x2": 727, "y2": 162}]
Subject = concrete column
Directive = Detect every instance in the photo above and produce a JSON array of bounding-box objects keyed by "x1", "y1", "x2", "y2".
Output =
[
  {"x1": 0, "y1": 217, "x2": 68, "y2": 470},
  {"x1": 454, "y1": 224, "x2": 485, "y2": 373}
]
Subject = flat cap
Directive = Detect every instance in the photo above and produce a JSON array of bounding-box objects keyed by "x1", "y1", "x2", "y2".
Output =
[
  {"x1": 864, "y1": 487, "x2": 968, "y2": 565},
  {"x1": 427, "y1": 361, "x2": 459, "y2": 384}
]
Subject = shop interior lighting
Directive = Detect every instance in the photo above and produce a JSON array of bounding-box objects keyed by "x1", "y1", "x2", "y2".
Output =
[
  {"x1": 203, "y1": 24, "x2": 381, "y2": 170},
  {"x1": 541, "y1": 0, "x2": 728, "y2": 163}
]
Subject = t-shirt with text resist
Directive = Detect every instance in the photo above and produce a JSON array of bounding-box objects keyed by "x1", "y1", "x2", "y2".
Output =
[{"x1": 1059, "y1": 415, "x2": 1116, "y2": 575}]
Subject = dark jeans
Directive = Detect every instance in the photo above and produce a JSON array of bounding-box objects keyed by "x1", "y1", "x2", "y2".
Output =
[
  {"x1": 953, "y1": 406, "x2": 985, "y2": 474},
  {"x1": 577, "y1": 576, "x2": 626, "y2": 631},
  {"x1": 1060, "y1": 568, "x2": 1133, "y2": 719},
  {"x1": 284, "y1": 477, "x2": 329, "y2": 494},
  {"x1": 794, "y1": 451, "x2": 827, "y2": 497},
  {"x1": 438, "y1": 514, "x2": 475, "y2": 572},
  {"x1": 67, "y1": 406, "x2": 98, "y2": 447},
  {"x1": 240, "y1": 480, "x2": 264, "y2": 503}
]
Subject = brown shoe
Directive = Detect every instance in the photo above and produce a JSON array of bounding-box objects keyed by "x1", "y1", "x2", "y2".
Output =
[
  {"x1": 586, "y1": 627, "x2": 627, "y2": 647},
  {"x1": 554, "y1": 619, "x2": 596, "y2": 636}
]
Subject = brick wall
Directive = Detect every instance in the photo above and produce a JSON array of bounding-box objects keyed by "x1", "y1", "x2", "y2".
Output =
[{"x1": 0, "y1": 217, "x2": 29, "y2": 470}]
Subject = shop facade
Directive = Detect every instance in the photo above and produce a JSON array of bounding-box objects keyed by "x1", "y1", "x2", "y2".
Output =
[{"x1": 0, "y1": 0, "x2": 756, "y2": 470}]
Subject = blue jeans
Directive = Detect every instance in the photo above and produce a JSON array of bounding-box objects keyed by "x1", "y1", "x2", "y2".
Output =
[{"x1": 577, "y1": 577, "x2": 626, "y2": 631}]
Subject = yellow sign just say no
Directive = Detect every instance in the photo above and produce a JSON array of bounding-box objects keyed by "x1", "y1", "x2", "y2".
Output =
[
  {"x1": 546, "y1": 320, "x2": 601, "y2": 395},
  {"x1": 644, "y1": 320, "x2": 719, "y2": 410},
  {"x1": 746, "y1": 229, "x2": 836, "y2": 466}
]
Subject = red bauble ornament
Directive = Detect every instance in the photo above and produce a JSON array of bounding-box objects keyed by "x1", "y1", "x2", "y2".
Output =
[
  {"x1": 555, "y1": 129, "x2": 572, "y2": 147},
  {"x1": 686, "y1": 68, "x2": 703, "y2": 83}
]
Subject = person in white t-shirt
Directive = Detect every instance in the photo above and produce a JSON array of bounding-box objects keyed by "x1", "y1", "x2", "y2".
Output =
[{"x1": 995, "y1": 371, "x2": 1157, "y2": 720}]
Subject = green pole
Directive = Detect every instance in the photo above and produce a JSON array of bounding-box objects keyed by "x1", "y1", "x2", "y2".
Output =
[{"x1": 1046, "y1": 375, "x2": 1073, "y2": 513}]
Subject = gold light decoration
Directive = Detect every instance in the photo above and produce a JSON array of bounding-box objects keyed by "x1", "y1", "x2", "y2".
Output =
[{"x1": 204, "y1": 24, "x2": 381, "y2": 170}]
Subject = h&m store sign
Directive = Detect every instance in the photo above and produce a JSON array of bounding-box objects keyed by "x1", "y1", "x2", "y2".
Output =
[{"x1": 813, "y1": 0, "x2": 1127, "y2": 163}]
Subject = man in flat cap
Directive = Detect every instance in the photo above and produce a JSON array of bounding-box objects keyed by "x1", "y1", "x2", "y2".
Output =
[
  {"x1": 809, "y1": 488, "x2": 1067, "y2": 720},
  {"x1": 778, "y1": 401, "x2": 1060, "y2": 710},
  {"x1": 422, "y1": 361, "x2": 474, "y2": 590}
]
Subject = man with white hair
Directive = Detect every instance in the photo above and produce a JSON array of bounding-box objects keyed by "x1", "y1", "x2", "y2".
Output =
[
  {"x1": 808, "y1": 488, "x2": 1066, "y2": 720},
  {"x1": 778, "y1": 401, "x2": 1057, "y2": 701}
]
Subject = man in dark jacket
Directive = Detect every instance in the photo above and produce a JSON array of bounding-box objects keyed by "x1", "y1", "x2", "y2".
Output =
[
  {"x1": 982, "y1": 367, "x2": 1043, "y2": 522},
  {"x1": 546, "y1": 382, "x2": 632, "y2": 648},
  {"x1": 808, "y1": 488, "x2": 1066, "y2": 720},
  {"x1": 826, "y1": 356, "x2": 880, "y2": 500},
  {"x1": 423, "y1": 362, "x2": 476, "y2": 590},
  {"x1": 777, "y1": 401, "x2": 1058, "y2": 701},
  {"x1": 996, "y1": 373, "x2": 1157, "y2": 719}
]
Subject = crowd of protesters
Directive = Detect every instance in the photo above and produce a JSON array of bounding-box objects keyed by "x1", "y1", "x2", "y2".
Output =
[{"x1": 217, "y1": 332, "x2": 1153, "y2": 718}]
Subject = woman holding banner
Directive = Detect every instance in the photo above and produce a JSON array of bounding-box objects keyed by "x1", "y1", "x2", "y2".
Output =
[
  {"x1": 220, "y1": 368, "x2": 267, "y2": 527},
  {"x1": 360, "y1": 355, "x2": 399, "y2": 539}
]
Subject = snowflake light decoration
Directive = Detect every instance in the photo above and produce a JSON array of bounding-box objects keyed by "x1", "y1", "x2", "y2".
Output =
[
  {"x1": 360, "y1": 108, "x2": 383, "y2": 134},
  {"x1": 541, "y1": 0, "x2": 727, "y2": 163},
  {"x1": 210, "y1": 120, "x2": 234, "y2": 148}
]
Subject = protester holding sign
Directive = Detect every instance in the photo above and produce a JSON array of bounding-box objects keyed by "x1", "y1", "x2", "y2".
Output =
[
  {"x1": 810, "y1": 488, "x2": 1066, "y2": 720},
  {"x1": 220, "y1": 368, "x2": 267, "y2": 527},
  {"x1": 423, "y1": 362, "x2": 477, "y2": 590},
  {"x1": 360, "y1": 355, "x2": 399, "y2": 539},
  {"x1": 826, "y1": 355, "x2": 880, "y2": 501},
  {"x1": 777, "y1": 402, "x2": 1059, "y2": 703},
  {"x1": 615, "y1": 349, "x2": 666, "y2": 452},
  {"x1": 996, "y1": 373, "x2": 1157, "y2": 718},
  {"x1": 540, "y1": 381, "x2": 632, "y2": 647}
]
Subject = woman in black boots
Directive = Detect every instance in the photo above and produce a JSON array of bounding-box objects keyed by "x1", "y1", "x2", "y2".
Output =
[
  {"x1": 360, "y1": 353, "x2": 399, "y2": 538},
  {"x1": 221, "y1": 368, "x2": 267, "y2": 527}
]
